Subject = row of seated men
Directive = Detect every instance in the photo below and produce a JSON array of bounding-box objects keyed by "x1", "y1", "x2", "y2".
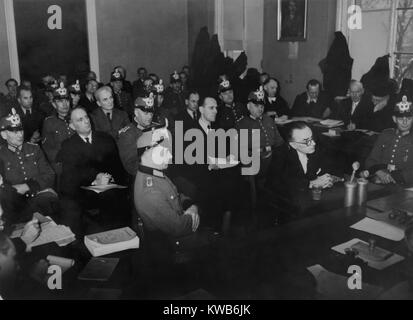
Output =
[
  {"x1": 1, "y1": 70, "x2": 413, "y2": 298},
  {"x1": 1, "y1": 72, "x2": 413, "y2": 234}
]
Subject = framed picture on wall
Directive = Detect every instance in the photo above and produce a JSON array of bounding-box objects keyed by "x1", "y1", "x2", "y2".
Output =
[{"x1": 277, "y1": 0, "x2": 308, "y2": 41}]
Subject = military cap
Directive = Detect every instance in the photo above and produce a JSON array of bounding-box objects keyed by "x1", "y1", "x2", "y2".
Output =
[
  {"x1": 110, "y1": 68, "x2": 124, "y2": 82},
  {"x1": 394, "y1": 95, "x2": 413, "y2": 117},
  {"x1": 0, "y1": 108, "x2": 23, "y2": 131},
  {"x1": 248, "y1": 86, "x2": 265, "y2": 105},
  {"x1": 53, "y1": 82, "x2": 70, "y2": 100},
  {"x1": 137, "y1": 120, "x2": 172, "y2": 151},
  {"x1": 218, "y1": 78, "x2": 233, "y2": 94},
  {"x1": 135, "y1": 93, "x2": 155, "y2": 113},
  {"x1": 170, "y1": 71, "x2": 181, "y2": 84},
  {"x1": 69, "y1": 80, "x2": 82, "y2": 94}
]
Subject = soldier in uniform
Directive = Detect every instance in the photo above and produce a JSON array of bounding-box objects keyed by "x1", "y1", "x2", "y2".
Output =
[
  {"x1": 216, "y1": 79, "x2": 247, "y2": 130},
  {"x1": 237, "y1": 87, "x2": 284, "y2": 183},
  {"x1": 117, "y1": 94, "x2": 158, "y2": 177},
  {"x1": 38, "y1": 81, "x2": 58, "y2": 117},
  {"x1": 365, "y1": 96, "x2": 413, "y2": 185},
  {"x1": 90, "y1": 86, "x2": 130, "y2": 140},
  {"x1": 41, "y1": 83, "x2": 75, "y2": 171},
  {"x1": 0, "y1": 109, "x2": 57, "y2": 221},
  {"x1": 163, "y1": 71, "x2": 186, "y2": 118},
  {"x1": 110, "y1": 69, "x2": 134, "y2": 118},
  {"x1": 134, "y1": 124, "x2": 200, "y2": 239},
  {"x1": 69, "y1": 80, "x2": 82, "y2": 109}
]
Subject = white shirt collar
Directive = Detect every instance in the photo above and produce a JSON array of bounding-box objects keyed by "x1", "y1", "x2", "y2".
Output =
[
  {"x1": 199, "y1": 118, "x2": 211, "y2": 134},
  {"x1": 79, "y1": 132, "x2": 92, "y2": 144}
]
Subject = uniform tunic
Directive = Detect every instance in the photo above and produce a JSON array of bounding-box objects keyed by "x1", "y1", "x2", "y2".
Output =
[
  {"x1": 0, "y1": 142, "x2": 55, "y2": 195},
  {"x1": 42, "y1": 115, "x2": 75, "y2": 164},
  {"x1": 216, "y1": 102, "x2": 247, "y2": 130},
  {"x1": 134, "y1": 165, "x2": 193, "y2": 238},
  {"x1": 117, "y1": 123, "x2": 144, "y2": 176},
  {"x1": 366, "y1": 128, "x2": 413, "y2": 185}
]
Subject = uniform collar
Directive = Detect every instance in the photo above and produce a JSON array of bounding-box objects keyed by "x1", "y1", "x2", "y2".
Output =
[
  {"x1": 7, "y1": 143, "x2": 23, "y2": 153},
  {"x1": 249, "y1": 115, "x2": 263, "y2": 121},
  {"x1": 138, "y1": 164, "x2": 165, "y2": 178}
]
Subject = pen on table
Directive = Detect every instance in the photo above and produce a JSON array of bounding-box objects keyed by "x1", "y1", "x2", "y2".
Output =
[{"x1": 316, "y1": 168, "x2": 321, "y2": 176}]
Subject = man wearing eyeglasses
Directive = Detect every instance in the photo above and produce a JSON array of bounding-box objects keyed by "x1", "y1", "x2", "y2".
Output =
[{"x1": 268, "y1": 121, "x2": 333, "y2": 198}]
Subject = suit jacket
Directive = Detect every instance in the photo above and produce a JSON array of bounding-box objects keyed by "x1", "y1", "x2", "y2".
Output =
[
  {"x1": 112, "y1": 89, "x2": 134, "y2": 118},
  {"x1": 57, "y1": 131, "x2": 125, "y2": 197},
  {"x1": 333, "y1": 96, "x2": 374, "y2": 129},
  {"x1": 174, "y1": 108, "x2": 199, "y2": 133},
  {"x1": 15, "y1": 106, "x2": 45, "y2": 142},
  {"x1": 79, "y1": 94, "x2": 99, "y2": 113},
  {"x1": 367, "y1": 96, "x2": 397, "y2": 132},
  {"x1": 268, "y1": 143, "x2": 330, "y2": 197},
  {"x1": 90, "y1": 108, "x2": 130, "y2": 140},
  {"x1": 264, "y1": 95, "x2": 290, "y2": 117},
  {"x1": 291, "y1": 92, "x2": 332, "y2": 119}
]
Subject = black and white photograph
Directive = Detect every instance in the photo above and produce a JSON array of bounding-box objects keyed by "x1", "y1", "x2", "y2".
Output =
[{"x1": 0, "y1": 0, "x2": 413, "y2": 308}]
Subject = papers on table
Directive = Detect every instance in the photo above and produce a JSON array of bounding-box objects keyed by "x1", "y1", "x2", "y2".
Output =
[
  {"x1": 350, "y1": 218, "x2": 405, "y2": 241},
  {"x1": 10, "y1": 216, "x2": 76, "y2": 247},
  {"x1": 291, "y1": 117, "x2": 322, "y2": 123},
  {"x1": 208, "y1": 155, "x2": 239, "y2": 169},
  {"x1": 331, "y1": 239, "x2": 405, "y2": 270},
  {"x1": 307, "y1": 265, "x2": 383, "y2": 299},
  {"x1": 319, "y1": 119, "x2": 344, "y2": 128},
  {"x1": 84, "y1": 227, "x2": 140, "y2": 257},
  {"x1": 81, "y1": 184, "x2": 127, "y2": 194}
]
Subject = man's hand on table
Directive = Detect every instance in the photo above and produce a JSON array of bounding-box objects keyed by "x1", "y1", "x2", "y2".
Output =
[
  {"x1": 310, "y1": 174, "x2": 334, "y2": 189},
  {"x1": 93, "y1": 173, "x2": 114, "y2": 186},
  {"x1": 375, "y1": 170, "x2": 396, "y2": 185}
]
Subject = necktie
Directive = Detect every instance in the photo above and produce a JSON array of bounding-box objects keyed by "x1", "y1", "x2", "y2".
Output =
[
  {"x1": 26, "y1": 109, "x2": 31, "y2": 116},
  {"x1": 85, "y1": 137, "x2": 90, "y2": 144},
  {"x1": 106, "y1": 112, "x2": 111, "y2": 122},
  {"x1": 193, "y1": 111, "x2": 198, "y2": 121}
]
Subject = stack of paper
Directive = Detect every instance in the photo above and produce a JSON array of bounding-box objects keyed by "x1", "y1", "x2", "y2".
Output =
[
  {"x1": 320, "y1": 119, "x2": 344, "y2": 128},
  {"x1": 84, "y1": 227, "x2": 140, "y2": 257},
  {"x1": 350, "y1": 218, "x2": 405, "y2": 241},
  {"x1": 81, "y1": 184, "x2": 127, "y2": 194},
  {"x1": 10, "y1": 217, "x2": 76, "y2": 247}
]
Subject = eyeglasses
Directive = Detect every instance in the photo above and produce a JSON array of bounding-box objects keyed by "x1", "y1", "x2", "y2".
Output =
[{"x1": 292, "y1": 137, "x2": 315, "y2": 146}]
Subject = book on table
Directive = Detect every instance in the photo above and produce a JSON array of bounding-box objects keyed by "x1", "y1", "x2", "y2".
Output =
[{"x1": 84, "y1": 227, "x2": 140, "y2": 257}]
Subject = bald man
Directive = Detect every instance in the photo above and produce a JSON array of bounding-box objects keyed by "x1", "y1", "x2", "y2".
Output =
[{"x1": 333, "y1": 81, "x2": 374, "y2": 130}]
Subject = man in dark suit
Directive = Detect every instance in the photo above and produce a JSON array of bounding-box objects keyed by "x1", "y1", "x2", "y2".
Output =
[
  {"x1": 56, "y1": 107, "x2": 127, "y2": 234},
  {"x1": 90, "y1": 86, "x2": 130, "y2": 140},
  {"x1": 291, "y1": 79, "x2": 332, "y2": 119},
  {"x1": 268, "y1": 121, "x2": 334, "y2": 199},
  {"x1": 263, "y1": 77, "x2": 290, "y2": 118},
  {"x1": 333, "y1": 80, "x2": 374, "y2": 130},
  {"x1": 173, "y1": 90, "x2": 200, "y2": 133},
  {"x1": 79, "y1": 79, "x2": 99, "y2": 114},
  {"x1": 132, "y1": 67, "x2": 147, "y2": 100},
  {"x1": 15, "y1": 86, "x2": 44, "y2": 144},
  {"x1": 367, "y1": 83, "x2": 397, "y2": 132}
]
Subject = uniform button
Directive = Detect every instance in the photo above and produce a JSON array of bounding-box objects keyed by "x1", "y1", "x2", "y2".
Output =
[
  {"x1": 170, "y1": 196, "x2": 174, "y2": 199},
  {"x1": 392, "y1": 155, "x2": 395, "y2": 158},
  {"x1": 393, "y1": 150, "x2": 396, "y2": 152}
]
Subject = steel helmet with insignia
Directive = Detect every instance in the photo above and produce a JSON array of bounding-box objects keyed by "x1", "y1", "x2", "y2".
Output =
[
  {"x1": 69, "y1": 80, "x2": 82, "y2": 94},
  {"x1": 394, "y1": 95, "x2": 413, "y2": 117},
  {"x1": 53, "y1": 82, "x2": 70, "y2": 100},
  {"x1": 135, "y1": 93, "x2": 155, "y2": 113},
  {"x1": 0, "y1": 108, "x2": 23, "y2": 132},
  {"x1": 248, "y1": 86, "x2": 265, "y2": 105},
  {"x1": 154, "y1": 79, "x2": 164, "y2": 94},
  {"x1": 218, "y1": 78, "x2": 233, "y2": 94},
  {"x1": 137, "y1": 118, "x2": 172, "y2": 152},
  {"x1": 111, "y1": 68, "x2": 124, "y2": 82}
]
